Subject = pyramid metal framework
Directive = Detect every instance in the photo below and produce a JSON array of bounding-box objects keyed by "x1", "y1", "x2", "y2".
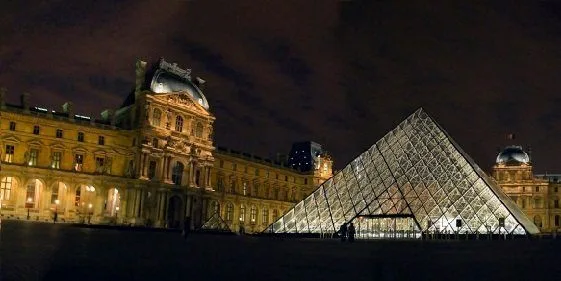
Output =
[
  {"x1": 269, "y1": 109, "x2": 539, "y2": 236},
  {"x1": 200, "y1": 212, "x2": 233, "y2": 233}
]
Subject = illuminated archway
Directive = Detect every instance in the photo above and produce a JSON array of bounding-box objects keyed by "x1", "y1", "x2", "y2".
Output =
[
  {"x1": 50, "y1": 181, "x2": 67, "y2": 211},
  {"x1": 25, "y1": 179, "x2": 43, "y2": 209},
  {"x1": 106, "y1": 188, "x2": 121, "y2": 216}
]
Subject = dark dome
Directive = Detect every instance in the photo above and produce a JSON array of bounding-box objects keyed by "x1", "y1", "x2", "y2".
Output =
[{"x1": 496, "y1": 146, "x2": 530, "y2": 165}]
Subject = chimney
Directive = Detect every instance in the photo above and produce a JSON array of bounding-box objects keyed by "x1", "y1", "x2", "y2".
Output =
[
  {"x1": 21, "y1": 92, "x2": 30, "y2": 113},
  {"x1": 195, "y1": 77, "x2": 206, "y2": 91},
  {"x1": 0, "y1": 87, "x2": 6, "y2": 109},
  {"x1": 527, "y1": 145, "x2": 532, "y2": 162},
  {"x1": 135, "y1": 59, "x2": 147, "y2": 96},
  {"x1": 101, "y1": 109, "x2": 116, "y2": 126},
  {"x1": 62, "y1": 102, "x2": 74, "y2": 119}
]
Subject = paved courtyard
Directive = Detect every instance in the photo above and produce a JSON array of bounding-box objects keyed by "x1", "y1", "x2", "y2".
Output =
[{"x1": 1, "y1": 220, "x2": 561, "y2": 281}]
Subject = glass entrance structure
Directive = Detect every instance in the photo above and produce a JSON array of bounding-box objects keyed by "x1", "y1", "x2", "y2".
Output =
[{"x1": 268, "y1": 109, "x2": 539, "y2": 238}]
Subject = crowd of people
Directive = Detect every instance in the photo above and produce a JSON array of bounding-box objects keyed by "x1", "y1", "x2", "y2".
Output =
[{"x1": 339, "y1": 222, "x2": 356, "y2": 242}]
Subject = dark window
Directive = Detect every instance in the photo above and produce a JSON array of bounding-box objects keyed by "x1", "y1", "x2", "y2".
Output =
[
  {"x1": 33, "y1": 125, "x2": 40, "y2": 135},
  {"x1": 98, "y1": 136, "x2": 105, "y2": 145},
  {"x1": 555, "y1": 200, "x2": 559, "y2": 209},
  {"x1": 536, "y1": 186, "x2": 540, "y2": 192},
  {"x1": 148, "y1": 161, "x2": 157, "y2": 179},
  {"x1": 304, "y1": 178, "x2": 308, "y2": 185},
  {"x1": 152, "y1": 138, "x2": 158, "y2": 148},
  {"x1": 9, "y1": 122, "x2": 15, "y2": 131},
  {"x1": 175, "y1": 116, "x2": 183, "y2": 132},
  {"x1": 77, "y1": 132, "x2": 84, "y2": 142},
  {"x1": 172, "y1": 162, "x2": 184, "y2": 185},
  {"x1": 4, "y1": 145, "x2": 14, "y2": 163},
  {"x1": 95, "y1": 157, "x2": 105, "y2": 173},
  {"x1": 56, "y1": 129, "x2": 63, "y2": 138}
]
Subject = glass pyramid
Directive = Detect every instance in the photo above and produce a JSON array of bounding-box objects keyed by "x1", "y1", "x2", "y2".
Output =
[
  {"x1": 269, "y1": 109, "x2": 539, "y2": 237},
  {"x1": 200, "y1": 212, "x2": 233, "y2": 233}
]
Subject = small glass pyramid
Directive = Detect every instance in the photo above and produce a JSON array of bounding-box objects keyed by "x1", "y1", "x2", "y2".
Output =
[
  {"x1": 269, "y1": 109, "x2": 539, "y2": 238},
  {"x1": 200, "y1": 212, "x2": 233, "y2": 233}
]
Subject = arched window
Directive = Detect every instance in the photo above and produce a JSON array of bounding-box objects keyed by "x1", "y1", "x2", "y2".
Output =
[
  {"x1": 25, "y1": 179, "x2": 42, "y2": 208},
  {"x1": 250, "y1": 205, "x2": 257, "y2": 224},
  {"x1": 152, "y1": 108, "x2": 162, "y2": 127},
  {"x1": 75, "y1": 185, "x2": 95, "y2": 209},
  {"x1": 175, "y1": 116, "x2": 183, "y2": 132},
  {"x1": 226, "y1": 203, "x2": 234, "y2": 221},
  {"x1": 262, "y1": 208, "x2": 269, "y2": 225},
  {"x1": 106, "y1": 188, "x2": 121, "y2": 216},
  {"x1": 0, "y1": 176, "x2": 15, "y2": 201},
  {"x1": 239, "y1": 205, "x2": 246, "y2": 222},
  {"x1": 50, "y1": 181, "x2": 67, "y2": 206},
  {"x1": 208, "y1": 201, "x2": 220, "y2": 218},
  {"x1": 195, "y1": 122, "x2": 203, "y2": 138},
  {"x1": 555, "y1": 215, "x2": 560, "y2": 227},
  {"x1": 534, "y1": 215, "x2": 543, "y2": 228},
  {"x1": 171, "y1": 161, "x2": 184, "y2": 185}
]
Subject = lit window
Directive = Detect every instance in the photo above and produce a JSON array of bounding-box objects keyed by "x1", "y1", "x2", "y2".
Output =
[
  {"x1": 262, "y1": 208, "x2": 269, "y2": 225},
  {"x1": 152, "y1": 108, "x2": 162, "y2": 127},
  {"x1": 1, "y1": 177, "x2": 14, "y2": 201},
  {"x1": 175, "y1": 116, "x2": 183, "y2": 132},
  {"x1": 250, "y1": 205, "x2": 257, "y2": 224},
  {"x1": 242, "y1": 181, "x2": 248, "y2": 196},
  {"x1": 28, "y1": 149, "x2": 38, "y2": 166},
  {"x1": 4, "y1": 145, "x2": 14, "y2": 163},
  {"x1": 98, "y1": 136, "x2": 105, "y2": 145},
  {"x1": 51, "y1": 152, "x2": 62, "y2": 169},
  {"x1": 77, "y1": 132, "x2": 84, "y2": 142},
  {"x1": 195, "y1": 122, "x2": 203, "y2": 138},
  {"x1": 226, "y1": 203, "x2": 233, "y2": 221},
  {"x1": 9, "y1": 121, "x2": 16, "y2": 131},
  {"x1": 33, "y1": 125, "x2": 40, "y2": 135},
  {"x1": 74, "y1": 154, "x2": 84, "y2": 171},
  {"x1": 239, "y1": 205, "x2": 246, "y2": 222},
  {"x1": 95, "y1": 157, "x2": 105, "y2": 173},
  {"x1": 56, "y1": 129, "x2": 63, "y2": 138},
  {"x1": 25, "y1": 179, "x2": 41, "y2": 208}
]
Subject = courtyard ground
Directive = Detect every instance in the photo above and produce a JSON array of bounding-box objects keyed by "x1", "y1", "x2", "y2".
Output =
[{"x1": 1, "y1": 220, "x2": 560, "y2": 281}]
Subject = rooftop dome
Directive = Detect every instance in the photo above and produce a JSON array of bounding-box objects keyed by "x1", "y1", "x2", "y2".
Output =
[
  {"x1": 149, "y1": 59, "x2": 209, "y2": 110},
  {"x1": 496, "y1": 145, "x2": 530, "y2": 165}
]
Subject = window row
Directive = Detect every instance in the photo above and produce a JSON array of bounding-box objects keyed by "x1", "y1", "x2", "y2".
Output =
[
  {"x1": 218, "y1": 160, "x2": 305, "y2": 183},
  {"x1": 215, "y1": 177, "x2": 300, "y2": 201},
  {"x1": 3, "y1": 145, "x2": 113, "y2": 174},
  {"x1": 7, "y1": 122, "x2": 106, "y2": 145},
  {"x1": 151, "y1": 108, "x2": 205, "y2": 138},
  {"x1": 208, "y1": 201, "x2": 282, "y2": 226}
]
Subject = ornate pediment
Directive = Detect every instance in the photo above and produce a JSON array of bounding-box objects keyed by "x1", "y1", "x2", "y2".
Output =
[
  {"x1": 27, "y1": 138, "x2": 45, "y2": 147},
  {"x1": 151, "y1": 92, "x2": 211, "y2": 116},
  {"x1": 71, "y1": 145, "x2": 88, "y2": 154},
  {"x1": 1, "y1": 134, "x2": 21, "y2": 143},
  {"x1": 50, "y1": 141, "x2": 66, "y2": 151}
]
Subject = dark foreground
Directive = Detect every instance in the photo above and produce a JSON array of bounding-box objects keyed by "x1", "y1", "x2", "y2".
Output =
[{"x1": 2, "y1": 221, "x2": 560, "y2": 281}]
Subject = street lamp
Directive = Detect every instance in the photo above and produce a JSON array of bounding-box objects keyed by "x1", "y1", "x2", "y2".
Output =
[
  {"x1": 26, "y1": 197, "x2": 32, "y2": 220},
  {"x1": 87, "y1": 203, "x2": 93, "y2": 224},
  {"x1": 54, "y1": 199, "x2": 60, "y2": 223}
]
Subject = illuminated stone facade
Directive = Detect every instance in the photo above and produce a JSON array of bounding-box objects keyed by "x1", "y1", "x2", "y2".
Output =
[
  {"x1": 0, "y1": 58, "x2": 332, "y2": 233},
  {"x1": 491, "y1": 146, "x2": 561, "y2": 233}
]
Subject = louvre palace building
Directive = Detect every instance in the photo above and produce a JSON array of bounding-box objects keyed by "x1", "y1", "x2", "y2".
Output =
[
  {"x1": 0, "y1": 58, "x2": 333, "y2": 233},
  {"x1": 1, "y1": 58, "x2": 559, "y2": 237}
]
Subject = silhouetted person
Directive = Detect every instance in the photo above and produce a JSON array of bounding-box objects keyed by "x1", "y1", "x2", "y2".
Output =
[
  {"x1": 339, "y1": 223, "x2": 348, "y2": 242},
  {"x1": 53, "y1": 212, "x2": 58, "y2": 224},
  {"x1": 348, "y1": 223, "x2": 356, "y2": 243},
  {"x1": 182, "y1": 217, "x2": 191, "y2": 239},
  {"x1": 239, "y1": 224, "x2": 245, "y2": 235}
]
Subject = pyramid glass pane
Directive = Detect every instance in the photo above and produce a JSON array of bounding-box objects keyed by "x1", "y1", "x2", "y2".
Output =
[{"x1": 268, "y1": 109, "x2": 539, "y2": 237}]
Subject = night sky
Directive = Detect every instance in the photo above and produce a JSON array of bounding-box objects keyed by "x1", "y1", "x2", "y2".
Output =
[{"x1": 2, "y1": 1, "x2": 561, "y2": 173}]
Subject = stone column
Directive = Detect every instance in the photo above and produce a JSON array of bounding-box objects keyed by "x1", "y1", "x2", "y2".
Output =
[
  {"x1": 189, "y1": 161, "x2": 195, "y2": 187},
  {"x1": 134, "y1": 189, "x2": 141, "y2": 218},
  {"x1": 158, "y1": 192, "x2": 167, "y2": 225},
  {"x1": 161, "y1": 156, "x2": 168, "y2": 181},
  {"x1": 94, "y1": 193, "x2": 104, "y2": 220},
  {"x1": 167, "y1": 157, "x2": 173, "y2": 182},
  {"x1": 206, "y1": 165, "x2": 212, "y2": 189},
  {"x1": 142, "y1": 154, "x2": 149, "y2": 178},
  {"x1": 138, "y1": 190, "x2": 145, "y2": 218},
  {"x1": 139, "y1": 153, "x2": 146, "y2": 178}
]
